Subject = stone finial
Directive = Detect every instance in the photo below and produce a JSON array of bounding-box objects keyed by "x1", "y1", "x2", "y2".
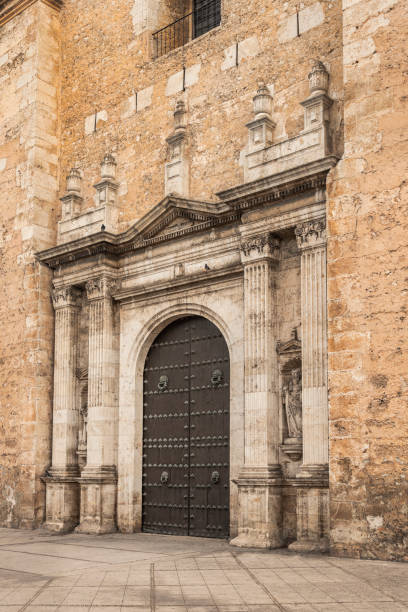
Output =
[
  {"x1": 101, "y1": 153, "x2": 117, "y2": 180},
  {"x1": 253, "y1": 81, "x2": 273, "y2": 118},
  {"x1": 174, "y1": 100, "x2": 186, "y2": 132},
  {"x1": 66, "y1": 167, "x2": 82, "y2": 193},
  {"x1": 308, "y1": 60, "x2": 329, "y2": 95}
]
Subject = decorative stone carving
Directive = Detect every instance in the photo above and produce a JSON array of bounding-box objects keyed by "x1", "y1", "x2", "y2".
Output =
[
  {"x1": 246, "y1": 82, "x2": 275, "y2": 154},
  {"x1": 253, "y1": 82, "x2": 273, "y2": 117},
  {"x1": 60, "y1": 168, "x2": 83, "y2": 221},
  {"x1": 301, "y1": 61, "x2": 332, "y2": 137},
  {"x1": 295, "y1": 219, "x2": 326, "y2": 249},
  {"x1": 52, "y1": 285, "x2": 82, "y2": 309},
  {"x1": 242, "y1": 62, "x2": 336, "y2": 183},
  {"x1": 94, "y1": 153, "x2": 119, "y2": 206},
  {"x1": 173, "y1": 99, "x2": 187, "y2": 131},
  {"x1": 240, "y1": 233, "x2": 281, "y2": 261},
  {"x1": 308, "y1": 60, "x2": 329, "y2": 95},
  {"x1": 100, "y1": 153, "x2": 117, "y2": 179},
  {"x1": 58, "y1": 155, "x2": 120, "y2": 244},
  {"x1": 66, "y1": 167, "x2": 82, "y2": 193},
  {"x1": 85, "y1": 277, "x2": 118, "y2": 301},
  {"x1": 283, "y1": 367, "x2": 302, "y2": 439},
  {"x1": 278, "y1": 328, "x2": 302, "y2": 462},
  {"x1": 77, "y1": 368, "x2": 88, "y2": 470},
  {"x1": 165, "y1": 100, "x2": 189, "y2": 197}
]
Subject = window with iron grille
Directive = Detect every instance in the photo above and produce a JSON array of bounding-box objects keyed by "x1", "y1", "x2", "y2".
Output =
[
  {"x1": 153, "y1": 0, "x2": 221, "y2": 58},
  {"x1": 193, "y1": 0, "x2": 221, "y2": 38}
]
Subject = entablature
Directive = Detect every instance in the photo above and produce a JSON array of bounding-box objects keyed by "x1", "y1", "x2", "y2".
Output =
[{"x1": 37, "y1": 165, "x2": 330, "y2": 273}]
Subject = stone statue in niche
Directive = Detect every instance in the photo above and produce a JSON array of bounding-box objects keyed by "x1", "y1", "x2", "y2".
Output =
[
  {"x1": 77, "y1": 375, "x2": 88, "y2": 469},
  {"x1": 283, "y1": 368, "x2": 302, "y2": 438},
  {"x1": 277, "y1": 329, "x2": 303, "y2": 461}
]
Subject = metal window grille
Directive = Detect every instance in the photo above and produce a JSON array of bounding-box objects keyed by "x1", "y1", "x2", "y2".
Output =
[
  {"x1": 153, "y1": 0, "x2": 221, "y2": 58},
  {"x1": 194, "y1": 0, "x2": 221, "y2": 38}
]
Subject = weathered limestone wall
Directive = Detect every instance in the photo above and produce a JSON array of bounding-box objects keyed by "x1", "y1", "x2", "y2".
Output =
[
  {"x1": 59, "y1": 0, "x2": 343, "y2": 227},
  {"x1": 0, "y1": 1, "x2": 60, "y2": 527},
  {"x1": 327, "y1": 0, "x2": 408, "y2": 561}
]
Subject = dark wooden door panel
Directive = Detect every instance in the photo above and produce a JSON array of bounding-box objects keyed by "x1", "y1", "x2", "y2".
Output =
[{"x1": 142, "y1": 316, "x2": 229, "y2": 538}]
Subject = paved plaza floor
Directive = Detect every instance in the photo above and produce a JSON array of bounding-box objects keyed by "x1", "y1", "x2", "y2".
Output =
[{"x1": 0, "y1": 529, "x2": 407, "y2": 611}]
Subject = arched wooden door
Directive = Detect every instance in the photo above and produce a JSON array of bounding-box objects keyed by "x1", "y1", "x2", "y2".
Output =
[{"x1": 142, "y1": 316, "x2": 230, "y2": 538}]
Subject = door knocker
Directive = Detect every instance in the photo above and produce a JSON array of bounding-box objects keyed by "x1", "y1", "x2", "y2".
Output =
[
  {"x1": 158, "y1": 375, "x2": 169, "y2": 392},
  {"x1": 160, "y1": 471, "x2": 169, "y2": 485},
  {"x1": 211, "y1": 369, "x2": 223, "y2": 386},
  {"x1": 211, "y1": 470, "x2": 220, "y2": 484}
]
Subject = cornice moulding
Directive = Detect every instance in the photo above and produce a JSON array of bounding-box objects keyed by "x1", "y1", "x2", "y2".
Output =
[
  {"x1": 36, "y1": 169, "x2": 332, "y2": 270},
  {"x1": 0, "y1": 0, "x2": 62, "y2": 27}
]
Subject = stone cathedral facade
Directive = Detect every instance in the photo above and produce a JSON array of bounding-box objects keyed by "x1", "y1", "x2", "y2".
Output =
[{"x1": 0, "y1": 0, "x2": 407, "y2": 561}]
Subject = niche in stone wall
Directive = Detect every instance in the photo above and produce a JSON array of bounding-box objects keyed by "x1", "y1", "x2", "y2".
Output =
[
  {"x1": 278, "y1": 331, "x2": 302, "y2": 464},
  {"x1": 76, "y1": 292, "x2": 89, "y2": 472}
]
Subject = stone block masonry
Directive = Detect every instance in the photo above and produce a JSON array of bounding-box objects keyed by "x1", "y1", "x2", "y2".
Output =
[
  {"x1": 327, "y1": 0, "x2": 408, "y2": 561},
  {"x1": 0, "y1": 0, "x2": 407, "y2": 563},
  {"x1": 0, "y1": 0, "x2": 61, "y2": 527}
]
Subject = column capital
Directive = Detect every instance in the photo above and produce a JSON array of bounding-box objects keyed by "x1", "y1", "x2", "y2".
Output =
[
  {"x1": 85, "y1": 276, "x2": 118, "y2": 301},
  {"x1": 295, "y1": 220, "x2": 326, "y2": 251},
  {"x1": 52, "y1": 286, "x2": 82, "y2": 310},
  {"x1": 240, "y1": 232, "x2": 281, "y2": 264}
]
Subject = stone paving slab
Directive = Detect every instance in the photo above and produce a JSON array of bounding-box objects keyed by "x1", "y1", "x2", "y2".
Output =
[{"x1": 0, "y1": 529, "x2": 407, "y2": 611}]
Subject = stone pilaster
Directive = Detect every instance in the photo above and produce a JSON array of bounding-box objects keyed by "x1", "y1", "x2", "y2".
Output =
[
  {"x1": 290, "y1": 219, "x2": 329, "y2": 552},
  {"x1": 44, "y1": 285, "x2": 82, "y2": 533},
  {"x1": 76, "y1": 276, "x2": 118, "y2": 534},
  {"x1": 231, "y1": 233, "x2": 283, "y2": 549},
  {"x1": 165, "y1": 100, "x2": 189, "y2": 197}
]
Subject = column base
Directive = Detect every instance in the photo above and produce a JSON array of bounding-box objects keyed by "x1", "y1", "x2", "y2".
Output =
[
  {"x1": 230, "y1": 529, "x2": 281, "y2": 549},
  {"x1": 289, "y1": 465, "x2": 329, "y2": 553},
  {"x1": 43, "y1": 469, "x2": 80, "y2": 534},
  {"x1": 75, "y1": 467, "x2": 117, "y2": 535},
  {"x1": 288, "y1": 537, "x2": 329, "y2": 553},
  {"x1": 230, "y1": 466, "x2": 284, "y2": 549}
]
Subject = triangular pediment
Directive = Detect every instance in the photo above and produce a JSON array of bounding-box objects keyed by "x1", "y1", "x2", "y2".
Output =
[
  {"x1": 277, "y1": 330, "x2": 301, "y2": 355},
  {"x1": 129, "y1": 195, "x2": 231, "y2": 244},
  {"x1": 153, "y1": 214, "x2": 195, "y2": 238}
]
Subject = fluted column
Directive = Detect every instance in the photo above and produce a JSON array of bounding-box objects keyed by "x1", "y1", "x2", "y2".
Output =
[
  {"x1": 231, "y1": 233, "x2": 283, "y2": 549},
  {"x1": 290, "y1": 219, "x2": 329, "y2": 552},
  {"x1": 44, "y1": 285, "x2": 81, "y2": 533},
  {"x1": 76, "y1": 276, "x2": 118, "y2": 534}
]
